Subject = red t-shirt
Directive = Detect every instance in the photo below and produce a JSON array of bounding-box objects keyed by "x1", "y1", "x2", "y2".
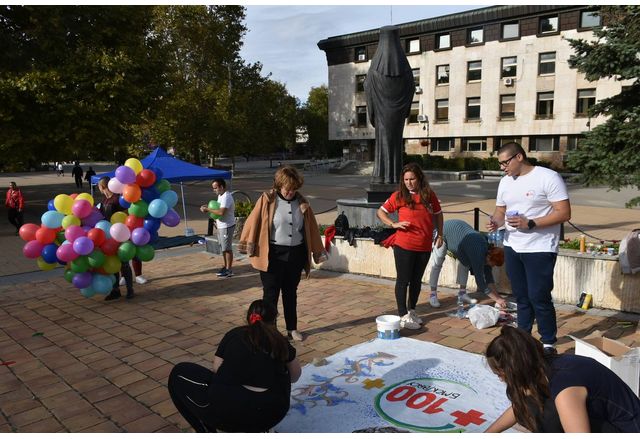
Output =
[{"x1": 382, "y1": 190, "x2": 442, "y2": 252}]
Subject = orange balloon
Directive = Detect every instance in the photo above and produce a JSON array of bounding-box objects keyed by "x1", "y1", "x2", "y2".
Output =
[
  {"x1": 123, "y1": 184, "x2": 142, "y2": 203},
  {"x1": 35, "y1": 226, "x2": 57, "y2": 245}
]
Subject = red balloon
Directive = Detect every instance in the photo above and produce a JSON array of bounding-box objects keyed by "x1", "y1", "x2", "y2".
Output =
[
  {"x1": 87, "y1": 228, "x2": 106, "y2": 247},
  {"x1": 136, "y1": 169, "x2": 157, "y2": 188},
  {"x1": 125, "y1": 215, "x2": 144, "y2": 231},
  {"x1": 70, "y1": 193, "x2": 78, "y2": 199},
  {"x1": 35, "y1": 226, "x2": 57, "y2": 245},
  {"x1": 19, "y1": 223, "x2": 40, "y2": 242},
  {"x1": 95, "y1": 267, "x2": 107, "y2": 275},
  {"x1": 101, "y1": 238, "x2": 120, "y2": 256},
  {"x1": 123, "y1": 184, "x2": 142, "y2": 203}
]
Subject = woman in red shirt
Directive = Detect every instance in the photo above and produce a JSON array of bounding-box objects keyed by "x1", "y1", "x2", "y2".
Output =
[
  {"x1": 5, "y1": 181, "x2": 25, "y2": 235},
  {"x1": 377, "y1": 163, "x2": 443, "y2": 329}
]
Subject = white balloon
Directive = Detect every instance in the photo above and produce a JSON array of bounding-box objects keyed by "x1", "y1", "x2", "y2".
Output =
[{"x1": 108, "y1": 178, "x2": 125, "y2": 194}]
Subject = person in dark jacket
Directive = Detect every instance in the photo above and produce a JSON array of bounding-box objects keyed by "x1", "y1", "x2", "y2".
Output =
[{"x1": 71, "y1": 161, "x2": 83, "y2": 189}]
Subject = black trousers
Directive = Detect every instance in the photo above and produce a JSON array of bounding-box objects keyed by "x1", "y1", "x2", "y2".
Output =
[
  {"x1": 261, "y1": 244, "x2": 306, "y2": 331},
  {"x1": 168, "y1": 362, "x2": 290, "y2": 433},
  {"x1": 113, "y1": 262, "x2": 133, "y2": 294},
  {"x1": 393, "y1": 245, "x2": 431, "y2": 316},
  {"x1": 8, "y1": 208, "x2": 23, "y2": 231},
  {"x1": 74, "y1": 176, "x2": 83, "y2": 188}
]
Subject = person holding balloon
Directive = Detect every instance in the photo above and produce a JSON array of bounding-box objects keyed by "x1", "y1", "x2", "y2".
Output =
[
  {"x1": 200, "y1": 179, "x2": 235, "y2": 278},
  {"x1": 6, "y1": 181, "x2": 24, "y2": 235},
  {"x1": 98, "y1": 176, "x2": 134, "y2": 300}
]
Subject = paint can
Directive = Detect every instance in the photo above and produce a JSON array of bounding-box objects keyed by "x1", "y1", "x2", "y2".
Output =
[{"x1": 376, "y1": 315, "x2": 401, "y2": 340}]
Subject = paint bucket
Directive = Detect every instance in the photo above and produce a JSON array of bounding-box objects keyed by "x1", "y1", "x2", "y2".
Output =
[{"x1": 376, "y1": 315, "x2": 401, "y2": 340}]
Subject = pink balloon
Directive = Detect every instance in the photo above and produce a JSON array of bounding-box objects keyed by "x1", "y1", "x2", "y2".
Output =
[
  {"x1": 110, "y1": 223, "x2": 131, "y2": 243},
  {"x1": 107, "y1": 178, "x2": 125, "y2": 194},
  {"x1": 56, "y1": 243, "x2": 79, "y2": 262},
  {"x1": 65, "y1": 225, "x2": 86, "y2": 242},
  {"x1": 23, "y1": 240, "x2": 44, "y2": 259},
  {"x1": 71, "y1": 199, "x2": 93, "y2": 219}
]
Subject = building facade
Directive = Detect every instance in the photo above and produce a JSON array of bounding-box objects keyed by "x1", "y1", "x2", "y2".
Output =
[{"x1": 317, "y1": 5, "x2": 626, "y2": 168}]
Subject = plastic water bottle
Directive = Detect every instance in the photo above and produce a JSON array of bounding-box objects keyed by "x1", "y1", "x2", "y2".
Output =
[
  {"x1": 456, "y1": 296, "x2": 466, "y2": 319},
  {"x1": 496, "y1": 229, "x2": 505, "y2": 247}
]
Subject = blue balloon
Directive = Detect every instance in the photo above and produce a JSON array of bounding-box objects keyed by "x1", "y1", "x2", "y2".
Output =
[
  {"x1": 41, "y1": 243, "x2": 59, "y2": 264},
  {"x1": 148, "y1": 229, "x2": 159, "y2": 244},
  {"x1": 47, "y1": 199, "x2": 56, "y2": 211},
  {"x1": 159, "y1": 190, "x2": 178, "y2": 209},
  {"x1": 80, "y1": 287, "x2": 96, "y2": 298},
  {"x1": 42, "y1": 210, "x2": 65, "y2": 229},
  {"x1": 118, "y1": 196, "x2": 131, "y2": 209},
  {"x1": 148, "y1": 199, "x2": 168, "y2": 218},
  {"x1": 143, "y1": 217, "x2": 161, "y2": 233},
  {"x1": 92, "y1": 274, "x2": 114, "y2": 294},
  {"x1": 95, "y1": 220, "x2": 112, "y2": 239},
  {"x1": 141, "y1": 187, "x2": 159, "y2": 203}
]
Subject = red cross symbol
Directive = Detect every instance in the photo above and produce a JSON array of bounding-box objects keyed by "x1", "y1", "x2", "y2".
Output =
[{"x1": 450, "y1": 409, "x2": 486, "y2": 426}]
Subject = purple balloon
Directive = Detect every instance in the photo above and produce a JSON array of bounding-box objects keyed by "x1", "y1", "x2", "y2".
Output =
[
  {"x1": 72, "y1": 272, "x2": 93, "y2": 289},
  {"x1": 115, "y1": 166, "x2": 136, "y2": 184},
  {"x1": 72, "y1": 236, "x2": 95, "y2": 256},
  {"x1": 82, "y1": 209, "x2": 104, "y2": 228},
  {"x1": 56, "y1": 243, "x2": 79, "y2": 262},
  {"x1": 161, "y1": 208, "x2": 180, "y2": 227},
  {"x1": 130, "y1": 227, "x2": 150, "y2": 246}
]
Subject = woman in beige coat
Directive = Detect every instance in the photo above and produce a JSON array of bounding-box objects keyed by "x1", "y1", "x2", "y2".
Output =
[{"x1": 239, "y1": 166, "x2": 327, "y2": 341}]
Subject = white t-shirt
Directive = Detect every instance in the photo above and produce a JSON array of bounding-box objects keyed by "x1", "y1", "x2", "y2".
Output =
[
  {"x1": 216, "y1": 191, "x2": 236, "y2": 229},
  {"x1": 496, "y1": 166, "x2": 569, "y2": 253}
]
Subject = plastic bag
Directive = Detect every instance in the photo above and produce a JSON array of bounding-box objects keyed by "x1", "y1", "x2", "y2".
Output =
[{"x1": 467, "y1": 304, "x2": 500, "y2": 329}]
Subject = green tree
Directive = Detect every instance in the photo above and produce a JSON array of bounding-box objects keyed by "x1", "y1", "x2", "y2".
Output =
[
  {"x1": 298, "y1": 85, "x2": 345, "y2": 158},
  {"x1": 566, "y1": 6, "x2": 640, "y2": 207}
]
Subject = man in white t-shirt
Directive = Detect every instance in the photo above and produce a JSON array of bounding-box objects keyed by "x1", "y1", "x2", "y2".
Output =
[
  {"x1": 200, "y1": 179, "x2": 235, "y2": 278},
  {"x1": 487, "y1": 142, "x2": 571, "y2": 354}
]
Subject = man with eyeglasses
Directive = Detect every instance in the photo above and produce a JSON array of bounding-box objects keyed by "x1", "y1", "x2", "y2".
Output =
[{"x1": 487, "y1": 142, "x2": 571, "y2": 355}]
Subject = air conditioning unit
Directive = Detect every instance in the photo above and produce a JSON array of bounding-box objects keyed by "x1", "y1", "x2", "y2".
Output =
[
  {"x1": 503, "y1": 77, "x2": 514, "y2": 86},
  {"x1": 415, "y1": 86, "x2": 423, "y2": 94},
  {"x1": 417, "y1": 114, "x2": 429, "y2": 123},
  {"x1": 347, "y1": 118, "x2": 355, "y2": 126}
]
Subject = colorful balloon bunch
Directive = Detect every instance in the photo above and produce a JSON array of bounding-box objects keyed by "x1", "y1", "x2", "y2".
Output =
[{"x1": 19, "y1": 157, "x2": 181, "y2": 298}]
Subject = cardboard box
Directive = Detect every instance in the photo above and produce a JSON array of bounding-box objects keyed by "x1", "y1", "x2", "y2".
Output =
[{"x1": 571, "y1": 331, "x2": 640, "y2": 396}]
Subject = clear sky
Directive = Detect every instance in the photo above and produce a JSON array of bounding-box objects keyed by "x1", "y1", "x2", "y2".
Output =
[{"x1": 240, "y1": 5, "x2": 485, "y2": 103}]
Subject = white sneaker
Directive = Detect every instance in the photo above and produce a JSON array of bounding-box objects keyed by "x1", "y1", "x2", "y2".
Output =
[
  {"x1": 408, "y1": 309, "x2": 423, "y2": 324},
  {"x1": 458, "y1": 293, "x2": 478, "y2": 304},
  {"x1": 288, "y1": 330, "x2": 304, "y2": 341},
  {"x1": 135, "y1": 275, "x2": 148, "y2": 284},
  {"x1": 429, "y1": 296, "x2": 441, "y2": 308},
  {"x1": 400, "y1": 313, "x2": 421, "y2": 330},
  {"x1": 119, "y1": 277, "x2": 125, "y2": 286}
]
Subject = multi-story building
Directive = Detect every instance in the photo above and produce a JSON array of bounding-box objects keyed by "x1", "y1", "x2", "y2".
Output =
[{"x1": 317, "y1": 5, "x2": 626, "y2": 168}]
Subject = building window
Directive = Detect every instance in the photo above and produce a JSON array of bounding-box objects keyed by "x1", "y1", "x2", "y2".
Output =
[
  {"x1": 539, "y1": 15, "x2": 559, "y2": 35},
  {"x1": 538, "y1": 52, "x2": 556, "y2": 75},
  {"x1": 494, "y1": 137, "x2": 522, "y2": 151},
  {"x1": 467, "y1": 61, "x2": 482, "y2": 82},
  {"x1": 355, "y1": 46, "x2": 366, "y2": 62},
  {"x1": 500, "y1": 94, "x2": 516, "y2": 119},
  {"x1": 431, "y1": 138, "x2": 453, "y2": 152},
  {"x1": 536, "y1": 92, "x2": 554, "y2": 119},
  {"x1": 356, "y1": 106, "x2": 367, "y2": 127},
  {"x1": 408, "y1": 101, "x2": 419, "y2": 124},
  {"x1": 531, "y1": 136, "x2": 560, "y2": 151},
  {"x1": 412, "y1": 68, "x2": 420, "y2": 87},
  {"x1": 435, "y1": 99, "x2": 449, "y2": 122},
  {"x1": 501, "y1": 21, "x2": 519, "y2": 40},
  {"x1": 467, "y1": 27, "x2": 484, "y2": 45},
  {"x1": 466, "y1": 97, "x2": 481, "y2": 121},
  {"x1": 576, "y1": 88, "x2": 596, "y2": 116},
  {"x1": 355, "y1": 74, "x2": 366, "y2": 93},
  {"x1": 501, "y1": 56, "x2": 517, "y2": 78},
  {"x1": 580, "y1": 10, "x2": 601, "y2": 28},
  {"x1": 436, "y1": 64, "x2": 450, "y2": 85},
  {"x1": 407, "y1": 38, "x2": 420, "y2": 53},
  {"x1": 436, "y1": 33, "x2": 450, "y2": 50},
  {"x1": 462, "y1": 138, "x2": 487, "y2": 152},
  {"x1": 566, "y1": 135, "x2": 584, "y2": 151}
]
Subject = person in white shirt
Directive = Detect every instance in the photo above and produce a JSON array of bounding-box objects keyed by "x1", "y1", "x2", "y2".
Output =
[
  {"x1": 201, "y1": 179, "x2": 235, "y2": 278},
  {"x1": 487, "y1": 142, "x2": 571, "y2": 354}
]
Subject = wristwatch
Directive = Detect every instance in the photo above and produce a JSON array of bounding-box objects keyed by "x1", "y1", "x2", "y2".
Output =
[{"x1": 527, "y1": 219, "x2": 536, "y2": 230}]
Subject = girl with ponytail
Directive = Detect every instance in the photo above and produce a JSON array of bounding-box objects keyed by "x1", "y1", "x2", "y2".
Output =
[{"x1": 168, "y1": 300, "x2": 301, "y2": 432}]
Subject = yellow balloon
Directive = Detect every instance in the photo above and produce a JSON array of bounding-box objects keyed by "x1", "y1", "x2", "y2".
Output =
[
  {"x1": 103, "y1": 255, "x2": 122, "y2": 274},
  {"x1": 61, "y1": 214, "x2": 81, "y2": 229},
  {"x1": 54, "y1": 194, "x2": 74, "y2": 215},
  {"x1": 110, "y1": 211, "x2": 128, "y2": 224},
  {"x1": 36, "y1": 257, "x2": 57, "y2": 271},
  {"x1": 125, "y1": 158, "x2": 143, "y2": 175},
  {"x1": 75, "y1": 193, "x2": 94, "y2": 206}
]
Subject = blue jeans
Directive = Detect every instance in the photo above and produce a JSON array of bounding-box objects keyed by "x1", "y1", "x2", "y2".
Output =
[{"x1": 504, "y1": 246, "x2": 557, "y2": 344}]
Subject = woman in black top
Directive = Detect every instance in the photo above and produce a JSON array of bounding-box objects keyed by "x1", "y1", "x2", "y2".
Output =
[
  {"x1": 168, "y1": 299, "x2": 302, "y2": 432},
  {"x1": 485, "y1": 326, "x2": 640, "y2": 433}
]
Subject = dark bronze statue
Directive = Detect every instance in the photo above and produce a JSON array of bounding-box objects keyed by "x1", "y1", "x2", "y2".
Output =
[{"x1": 364, "y1": 26, "x2": 415, "y2": 185}]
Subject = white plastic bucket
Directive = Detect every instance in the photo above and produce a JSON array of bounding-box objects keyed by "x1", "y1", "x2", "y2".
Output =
[{"x1": 376, "y1": 315, "x2": 401, "y2": 340}]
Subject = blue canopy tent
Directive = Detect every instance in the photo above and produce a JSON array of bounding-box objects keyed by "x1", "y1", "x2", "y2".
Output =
[{"x1": 91, "y1": 147, "x2": 232, "y2": 235}]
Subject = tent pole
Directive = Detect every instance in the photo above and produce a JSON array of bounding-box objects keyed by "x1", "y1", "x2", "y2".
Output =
[{"x1": 180, "y1": 182, "x2": 192, "y2": 236}]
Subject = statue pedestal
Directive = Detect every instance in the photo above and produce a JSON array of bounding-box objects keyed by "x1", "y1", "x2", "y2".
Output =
[
  {"x1": 334, "y1": 184, "x2": 398, "y2": 228},
  {"x1": 366, "y1": 183, "x2": 397, "y2": 203}
]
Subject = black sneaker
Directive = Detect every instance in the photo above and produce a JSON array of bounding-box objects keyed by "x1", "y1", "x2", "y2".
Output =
[
  {"x1": 104, "y1": 290, "x2": 122, "y2": 301},
  {"x1": 126, "y1": 291, "x2": 135, "y2": 299},
  {"x1": 543, "y1": 346, "x2": 557, "y2": 356}
]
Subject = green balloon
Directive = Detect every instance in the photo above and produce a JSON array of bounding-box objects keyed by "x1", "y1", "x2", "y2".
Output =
[
  {"x1": 154, "y1": 179, "x2": 171, "y2": 193},
  {"x1": 136, "y1": 244, "x2": 155, "y2": 262},
  {"x1": 87, "y1": 249, "x2": 106, "y2": 268},
  {"x1": 117, "y1": 242, "x2": 136, "y2": 262},
  {"x1": 64, "y1": 269, "x2": 74, "y2": 283},
  {"x1": 71, "y1": 255, "x2": 89, "y2": 273},
  {"x1": 208, "y1": 200, "x2": 221, "y2": 219},
  {"x1": 129, "y1": 200, "x2": 149, "y2": 218}
]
